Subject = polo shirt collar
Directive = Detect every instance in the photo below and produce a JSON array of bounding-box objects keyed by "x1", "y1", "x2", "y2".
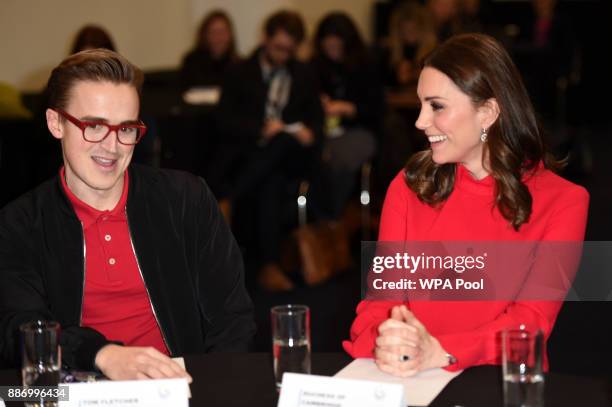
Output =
[{"x1": 59, "y1": 167, "x2": 129, "y2": 229}]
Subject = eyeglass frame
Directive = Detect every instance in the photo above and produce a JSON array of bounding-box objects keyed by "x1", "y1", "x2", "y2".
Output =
[{"x1": 55, "y1": 109, "x2": 147, "y2": 145}]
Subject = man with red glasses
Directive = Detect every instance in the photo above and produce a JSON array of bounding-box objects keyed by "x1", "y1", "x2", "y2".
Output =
[{"x1": 0, "y1": 49, "x2": 255, "y2": 381}]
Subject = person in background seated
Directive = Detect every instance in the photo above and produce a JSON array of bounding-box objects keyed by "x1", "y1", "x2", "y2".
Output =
[
  {"x1": 0, "y1": 49, "x2": 255, "y2": 379},
  {"x1": 71, "y1": 25, "x2": 116, "y2": 53},
  {"x1": 310, "y1": 12, "x2": 382, "y2": 219},
  {"x1": 214, "y1": 10, "x2": 323, "y2": 291},
  {"x1": 179, "y1": 9, "x2": 240, "y2": 92},
  {"x1": 512, "y1": 0, "x2": 576, "y2": 122},
  {"x1": 343, "y1": 34, "x2": 588, "y2": 376},
  {"x1": 427, "y1": 0, "x2": 461, "y2": 41},
  {"x1": 380, "y1": 1, "x2": 437, "y2": 88}
]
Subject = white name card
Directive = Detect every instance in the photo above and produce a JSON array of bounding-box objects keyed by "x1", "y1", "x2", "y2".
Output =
[
  {"x1": 278, "y1": 373, "x2": 404, "y2": 407},
  {"x1": 59, "y1": 378, "x2": 189, "y2": 407}
]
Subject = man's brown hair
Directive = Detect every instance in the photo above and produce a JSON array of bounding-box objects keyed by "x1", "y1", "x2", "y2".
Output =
[
  {"x1": 264, "y1": 10, "x2": 305, "y2": 43},
  {"x1": 46, "y1": 48, "x2": 143, "y2": 110}
]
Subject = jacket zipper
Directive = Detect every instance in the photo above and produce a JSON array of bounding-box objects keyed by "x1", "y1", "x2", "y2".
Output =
[
  {"x1": 79, "y1": 221, "x2": 86, "y2": 326},
  {"x1": 125, "y1": 212, "x2": 173, "y2": 355}
]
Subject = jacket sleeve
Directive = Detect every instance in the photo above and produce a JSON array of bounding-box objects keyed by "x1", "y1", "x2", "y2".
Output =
[
  {"x1": 216, "y1": 64, "x2": 263, "y2": 142},
  {"x1": 300, "y1": 66, "x2": 325, "y2": 145},
  {"x1": 350, "y1": 61, "x2": 385, "y2": 133},
  {"x1": 195, "y1": 178, "x2": 256, "y2": 352},
  {"x1": 0, "y1": 211, "x2": 113, "y2": 370}
]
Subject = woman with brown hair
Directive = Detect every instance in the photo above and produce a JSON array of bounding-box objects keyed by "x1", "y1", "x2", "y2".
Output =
[
  {"x1": 383, "y1": 1, "x2": 437, "y2": 87},
  {"x1": 344, "y1": 33, "x2": 588, "y2": 375},
  {"x1": 180, "y1": 10, "x2": 239, "y2": 91},
  {"x1": 309, "y1": 12, "x2": 382, "y2": 219},
  {"x1": 71, "y1": 25, "x2": 116, "y2": 54}
]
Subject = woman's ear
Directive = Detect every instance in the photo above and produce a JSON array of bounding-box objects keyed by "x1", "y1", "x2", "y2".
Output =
[
  {"x1": 46, "y1": 109, "x2": 63, "y2": 140},
  {"x1": 479, "y1": 98, "x2": 500, "y2": 130}
]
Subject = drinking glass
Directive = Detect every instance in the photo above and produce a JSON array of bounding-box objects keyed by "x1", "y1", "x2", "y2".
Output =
[
  {"x1": 271, "y1": 305, "x2": 311, "y2": 390},
  {"x1": 502, "y1": 328, "x2": 544, "y2": 407},
  {"x1": 20, "y1": 320, "x2": 61, "y2": 406}
]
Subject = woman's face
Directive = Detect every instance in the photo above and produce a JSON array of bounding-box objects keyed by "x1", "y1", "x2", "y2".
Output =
[
  {"x1": 321, "y1": 35, "x2": 344, "y2": 62},
  {"x1": 415, "y1": 67, "x2": 493, "y2": 178},
  {"x1": 400, "y1": 20, "x2": 420, "y2": 45},
  {"x1": 206, "y1": 18, "x2": 232, "y2": 58}
]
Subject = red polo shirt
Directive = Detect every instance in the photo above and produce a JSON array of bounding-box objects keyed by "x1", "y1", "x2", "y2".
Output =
[{"x1": 60, "y1": 168, "x2": 169, "y2": 355}]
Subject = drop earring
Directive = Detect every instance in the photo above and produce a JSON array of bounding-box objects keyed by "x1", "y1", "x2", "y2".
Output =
[{"x1": 480, "y1": 128, "x2": 488, "y2": 142}]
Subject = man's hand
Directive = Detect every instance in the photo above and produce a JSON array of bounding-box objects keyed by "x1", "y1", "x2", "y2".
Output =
[
  {"x1": 321, "y1": 95, "x2": 356, "y2": 118},
  {"x1": 374, "y1": 305, "x2": 448, "y2": 377},
  {"x1": 262, "y1": 119, "x2": 285, "y2": 140},
  {"x1": 95, "y1": 344, "x2": 192, "y2": 382},
  {"x1": 292, "y1": 127, "x2": 315, "y2": 146}
]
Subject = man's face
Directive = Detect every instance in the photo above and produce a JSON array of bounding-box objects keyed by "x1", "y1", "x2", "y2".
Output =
[
  {"x1": 47, "y1": 80, "x2": 139, "y2": 205},
  {"x1": 263, "y1": 30, "x2": 298, "y2": 67}
]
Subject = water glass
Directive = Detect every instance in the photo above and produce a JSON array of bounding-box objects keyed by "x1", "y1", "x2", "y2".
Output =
[
  {"x1": 20, "y1": 320, "x2": 61, "y2": 406},
  {"x1": 502, "y1": 328, "x2": 544, "y2": 407},
  {"x1": 271, "y1": 305, "x2": 311, "y2": 390}
]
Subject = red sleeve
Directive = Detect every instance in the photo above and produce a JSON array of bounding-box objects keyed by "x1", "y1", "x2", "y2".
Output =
[
  {"x1": 342, "y1": 171, "x2": 408, "y2": 357},
  {"x1": 378, "y1": 171, "x2": 409, "y2": 242},
  {"x1": 342, "y1": 300, "x2": 402, "y2": 357},
  {"x1": 438, "y1": 185, "x2": 589, "y2": 371}
]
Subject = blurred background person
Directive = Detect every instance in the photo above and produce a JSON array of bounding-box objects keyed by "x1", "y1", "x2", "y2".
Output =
[
  {"x1": 427, "y1": 0, "x2": 460, "y2": 41},
  {"x1": 381, "y1": 1, "x2": 437, "y2": 88},
  {"x1": 214, "y1": 10, "x2": 323, "y2": 291},
  {"x1": 456, "y1": 0, "x2": 484, "y2": 34},
  {"x1": 176, "y1": 10, "x2": 240, "y2": 184},
  {"x1": 71, "y1": 24, "x2": 116, "y2": 53},
  {"x1": 512, "y1": 0, "x2": 576, "y2": 123},
  {"x1": 180, "y1": 10, "x2": 240, "y2": 94},
  {"x1": 309, "y1": 12, "x2": 382, "y2": 220}
]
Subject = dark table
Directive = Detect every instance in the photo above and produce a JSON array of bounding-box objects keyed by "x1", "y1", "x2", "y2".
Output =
[{"x1": 1, "y1": 353, "x2": 609, "y2": 406}]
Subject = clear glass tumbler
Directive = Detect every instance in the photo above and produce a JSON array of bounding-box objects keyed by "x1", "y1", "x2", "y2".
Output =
[
  {"x1": 271, "y1": 304, "x2": 311, "y2": 390},
  {"x1": 502, "y1": 328, "x2": 544, "y2": 407},
  {"x1": 20, "y1": 320, "x2": 61, "y2": 406}
]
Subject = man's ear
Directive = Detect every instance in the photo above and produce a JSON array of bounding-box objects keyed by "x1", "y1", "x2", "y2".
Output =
[
  {"x1": 478, "y1": 98, "x2": 500, "y2": 130},
  {"x1": 46, "y1": 108, "x2": 63, "y2": 140}
]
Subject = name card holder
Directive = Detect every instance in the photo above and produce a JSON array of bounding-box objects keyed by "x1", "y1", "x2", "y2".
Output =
[
  {"x1": 59, "y1": 378, "x2": 189, "y2": 407},
  {"x1": 278, "y1": 373, "x2": 405, "y2": 407}
]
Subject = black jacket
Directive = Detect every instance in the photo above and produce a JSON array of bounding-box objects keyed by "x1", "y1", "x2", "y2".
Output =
[
  {"x1": 216, "y1": 49, "x2": 324, "y2": 145},
  {"x1": 310, "y1": 55, "x2": 384, "y2": 133},
  {"x1": 0, "y1": 164, "x2": 255, "y2": 369},
  {"x1": 179, "y1": 49, "x2": 239, "y2": 91}
]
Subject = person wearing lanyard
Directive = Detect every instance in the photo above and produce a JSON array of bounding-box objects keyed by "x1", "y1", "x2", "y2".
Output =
[
  {"x1": 214, "y1": 10, "x2": 323, "y2": 291},
  {"x1": 0, "y1": 49, "x2": 255, "y2": 380}
]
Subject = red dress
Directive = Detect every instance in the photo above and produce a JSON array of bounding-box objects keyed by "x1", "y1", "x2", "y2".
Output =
[{"x1": 343, "y1": 164, "x2": 589, "y2": 370}]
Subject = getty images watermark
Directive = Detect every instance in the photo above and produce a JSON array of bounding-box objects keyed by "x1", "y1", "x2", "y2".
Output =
[
  {"x1": 371, "y1": 251, "x2": 488, "y2": 291},
  {"x1": 360, "y1": 241, "x2": 612, "y2": 301}
]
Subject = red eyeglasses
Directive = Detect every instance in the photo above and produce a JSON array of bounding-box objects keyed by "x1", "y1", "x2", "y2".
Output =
[{"x1": 56, "y1": 109, "x2": 147, "y2": 145}]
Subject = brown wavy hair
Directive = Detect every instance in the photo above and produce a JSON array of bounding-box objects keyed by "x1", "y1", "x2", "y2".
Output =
[
  {"x1": 195, "y1": 10, "x2": 237, "y2": 58},
  {"x1": 405, "y1": 33, "x2": 561, "y2": 230}
]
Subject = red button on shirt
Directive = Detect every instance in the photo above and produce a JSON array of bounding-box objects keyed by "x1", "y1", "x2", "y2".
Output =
[{"x1": 60, "y1": 168, "x2": 169, "y2": 355}]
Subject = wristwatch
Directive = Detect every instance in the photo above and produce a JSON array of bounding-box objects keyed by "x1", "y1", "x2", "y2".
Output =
[{"x1": 446, "y1": 353, "x2": 457, "y2": 366}]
